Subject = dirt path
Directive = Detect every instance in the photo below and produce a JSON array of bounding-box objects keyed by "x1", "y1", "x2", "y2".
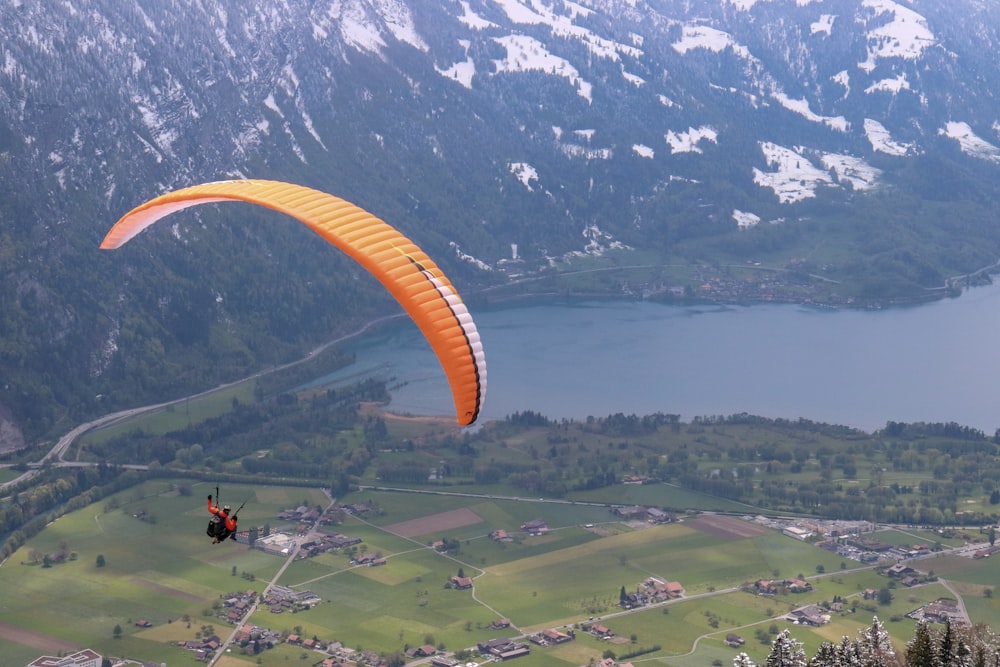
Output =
[{"x1": 0, "y1": 623, "x2": 79, "y2": 652}]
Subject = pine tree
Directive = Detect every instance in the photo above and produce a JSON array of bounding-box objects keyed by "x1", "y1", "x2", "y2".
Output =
[
  {"x1": 734, "y1": 653, "x2": 757, "y2": 667},
  {"x1": 808, "y1": 641, "x2": 842, "y2": 667},
  {"x1": 766, "y1": 629, "x2": 807, "y2": 667},
  {"x1": 838, "y1": 635, "x2": 863, "y2": 666},
  {"x1": 906, "y1": 621, "x2": 939, "y2": 667},
  {"x1": 939, "y1": 620, "x2": 955, "y2": 667},
  {"x1": 857, "y1": 616, "x2": 896, "y2": 667}
]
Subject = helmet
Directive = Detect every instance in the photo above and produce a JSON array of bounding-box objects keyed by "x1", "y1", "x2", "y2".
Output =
[{"x1": 223, "y1": 505, "x2": 231, "y2": 512}]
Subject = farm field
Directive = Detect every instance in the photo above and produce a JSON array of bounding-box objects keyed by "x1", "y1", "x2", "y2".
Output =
[{"x1": 2, "y1": 479, "x2": 998, "y2": 667}]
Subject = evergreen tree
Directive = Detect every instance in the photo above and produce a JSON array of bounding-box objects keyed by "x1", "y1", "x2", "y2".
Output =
[
  {"x1": 838, "y1": 635, "x2": 863, "y2": 666},
  {"x1": 808, "y1": 641, "x2": 842, "y2": 667},
  {"x1": 905, "y1": 621, "x2": 939, "y2": 667},
  {"x1": 734, "y1": 653, "x2": 757, "y2": 667},
  {"x1": 857, "y1": 616, "x2": 896, "y2": 667},
  {"x1": 765, "y1": 629, "x2": 807, "y2": 667},
  {"x1": 939, "y1": 621, "x2": 955, "y2": 667}
]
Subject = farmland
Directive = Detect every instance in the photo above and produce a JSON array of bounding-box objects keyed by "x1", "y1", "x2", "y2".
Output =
[{"x1": 2, "y1": 478, "x2": 998, "y2": 666}]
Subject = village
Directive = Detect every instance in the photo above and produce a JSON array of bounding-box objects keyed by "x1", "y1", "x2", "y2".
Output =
[{"x1": 24, "y1": 493, "x2": 997, "y2": 667}]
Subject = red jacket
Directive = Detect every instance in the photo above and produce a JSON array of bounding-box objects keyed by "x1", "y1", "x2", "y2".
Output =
[{"x1": 208, "y1": 497, "x2": 238, "y2": 532}]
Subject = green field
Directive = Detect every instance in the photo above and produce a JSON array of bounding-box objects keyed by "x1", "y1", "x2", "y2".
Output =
[
  {"x1": 79, "y1": 381, "x2": 259, "y2": 448},
  {"x1": 2, "y1": 480, "x2": 998, "y2": 666}
]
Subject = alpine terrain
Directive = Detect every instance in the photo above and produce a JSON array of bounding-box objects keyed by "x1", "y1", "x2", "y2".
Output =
[{"x1": 3, "y1": 0, "x2": 1000, "y2": 445}]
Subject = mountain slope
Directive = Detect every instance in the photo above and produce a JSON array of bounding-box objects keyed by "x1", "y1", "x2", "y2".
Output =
[{"x1": 2, "y1": 0, "x2": 1000, "y2": 445}]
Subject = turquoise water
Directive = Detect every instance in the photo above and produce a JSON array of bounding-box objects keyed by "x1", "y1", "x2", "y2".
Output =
[{"x1": 310, "y1": 283, "x2": 1000, "y2": 433}]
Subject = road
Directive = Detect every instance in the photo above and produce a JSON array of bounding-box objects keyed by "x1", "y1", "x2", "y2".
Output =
[{"x1": 208, "y1": 489, "x2": 336, "y2": 666}]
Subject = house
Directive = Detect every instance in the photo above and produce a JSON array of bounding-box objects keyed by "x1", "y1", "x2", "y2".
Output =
[
  {"x1": 520, "y1": 519, "x2": 549, "y2": 535},
  {"x1": 27, "y1": 649, "x2": 103, "y2": 667},
  {"x1": 917, "y1": 600, "x2": 963, "y2": 624},
  {"x1": 786, "y1": 578, "x2": 813, "y2": 593},
  {"x1": 726, "y1": 633, "x2": 746, "y2": 648},
  {"x1": 590, "y1": 624, "x2": 614, "y2": 638},
  {"x1": 643, "y1": 577, "x2": 683, "y2": 600},
  {"x1": 664, "y1": 581, "x2": 684, "y2": 597},
  {"x1": 646, "y1": 507, "x2": 671, "y2": 524},
  {"x1": 489, "y1": 618, "x2": 511, "y2": 629},
  {"x1": 755, "y1": 580, "x2": 778, "y2": 596},
  {"x1": 405, "y1": 644, "x2": 437, "y2": 658},
  {"x1": 478, "y1": 637, "x2": 531, "y2": 660},
  {"x1": 491, "y1": 529, "x2": 512, "y2": 542},
  {"x1": 430, "y1": 657, "x2": 460, "y2": 667},
  {"x1": 783, "y1": 526, "x2": 812, "y2": 540},
  {"x1": 887, "y1": 563, "x2": 917, "y2": 577},
  {"x1": 863, "y1": 588, "x2": 878, "y2": 600},
  {"x1": 612, "y1": 505, "x2": 648, "y2": 520},
  {"x1": 451, "y1": 575, "x2": 473, "y2": 589},
  {"x1": 787, "y1": 604, "x2": 828, "y2": 627},
  {"x1": 531, "y1": 628, "x2": 574, "y2": 645}
]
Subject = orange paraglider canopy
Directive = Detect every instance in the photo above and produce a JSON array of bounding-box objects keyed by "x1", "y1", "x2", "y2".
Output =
[{"x1": 101, "y1": 179, "x2": 486, "y2": 425}]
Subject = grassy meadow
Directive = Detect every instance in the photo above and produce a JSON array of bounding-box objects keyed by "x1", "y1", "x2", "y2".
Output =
[{"x1": 2, "y1": 479, "x2": 998, "y2": 667}]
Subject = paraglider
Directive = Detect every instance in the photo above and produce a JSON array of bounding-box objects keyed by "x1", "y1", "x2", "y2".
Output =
[
  {"x1": 206, "y1": 487, "x2": 243, "y2": 544},
  {"x1": 101, "y1": 179, "x2": 486, "y2": 426}
]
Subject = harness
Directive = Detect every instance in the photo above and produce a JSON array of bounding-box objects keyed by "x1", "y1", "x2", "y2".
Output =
[{"x1": 207, "y1": 486, "x2": 246, "y2": 542}]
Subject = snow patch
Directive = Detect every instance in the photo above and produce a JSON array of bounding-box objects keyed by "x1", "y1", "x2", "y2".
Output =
[
  {"x1": 821, "y1": 153, "x2": 881, "y2": 190},
  {"x1": 733, "y1": 209, "x2": 761, "y2": 229},
  {"x1": 811, "y1": 14, "x2": 836, "y2": 36},
  {"x1": 633, "y1": 144, "x2": 654, "y2": 159},
  {"x1": 665, "y1": 126, "x2": 718, "y2": 154},
  {"x1": 863, "y1": 119, "x2": 913, "y2": 156},
  {"x1": 859, "y1": 0, "x2": 935, "y2": 73},
  {"x1": 939, "y1": 121, "x2": 1000, "y2": 163},
  {"x1": 493, "y1": 34, "x2": 592, "y2": 102},
  {"x1": 865, "y1": 74, "x2": 909, "y2": 94},
  {"x1": 771, "y1": 92, "x2": 849, "y2": 131},
  {"x1": 509, "y1": 161, "x2": 540, "y2": 191},
  {"x1": 753, "y1": 142, "x2": 833, "y2": 204},
  {"x1": 457, "y1": 1, "x2": 496, "y2": 30}
]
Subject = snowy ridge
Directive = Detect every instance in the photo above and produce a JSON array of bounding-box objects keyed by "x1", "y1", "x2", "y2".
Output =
[{"x1": 1, "y1": 0, "x2": 999, "y2": 263}]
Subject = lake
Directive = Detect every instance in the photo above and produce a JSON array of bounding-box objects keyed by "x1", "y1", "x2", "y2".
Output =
[{"x1": 309, "y1": 282, "x2": 1000, "y2": 434}]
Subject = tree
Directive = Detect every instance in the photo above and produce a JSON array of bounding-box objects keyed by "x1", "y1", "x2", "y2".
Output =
[
  {"x1": 857, "y1": 616, "x2": 896, "y2": 667},
  {"x1": 905, "y1": 620, "x2": 938, "y2": 667},
  {"x1": 96, "y1": 554, "x2": 106, "y2": 567},
  {"x1": 113, "y1": 624, "x2": 122, "y2": 639},
  {"x1": 877, "y1": 587, "x2": 893, "y2": 605},
  {"x1": 734, "y1": 653, "x2": 757, "y2": 667},
  {"x1": 619, "y1": 585, "x2": 627, "y2": 605},
  {"x1": 765, "y1": 629, "x2": 806, "y2": 667},
  {"x1": 807, "y1": 641, "x2": 841, "y2": 667}
]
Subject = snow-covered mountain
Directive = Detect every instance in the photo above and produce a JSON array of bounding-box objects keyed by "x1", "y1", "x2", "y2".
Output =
[{"x1": 3, "y1": 0, "x2": 1000, "y2": 445}]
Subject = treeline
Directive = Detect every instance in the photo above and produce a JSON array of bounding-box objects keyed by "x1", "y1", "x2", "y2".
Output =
[
  {"x1": 457, "y1": 413, "x2": 1000, "y2": 523},
  {"x1": 67, "y1": 395, "x2": 1000, "y2": 526},
  {"x1": 86, "y1": 378, "x2": 388, "y2": 473},
  {"x1": 743, "y1": 617, "x2": 998, "y2": 667}
]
